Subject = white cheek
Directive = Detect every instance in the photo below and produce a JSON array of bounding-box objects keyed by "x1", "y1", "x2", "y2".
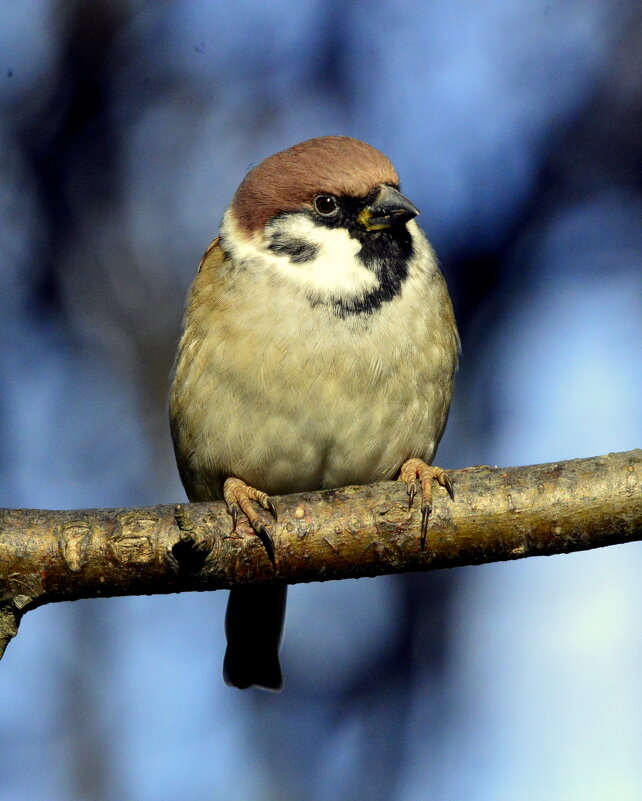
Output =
[
  {"x1": 221, "y1": 209, "x2": 379, "y2": 301},
  {"x1": 271, "y1": 214, "x2": 380, "y2": 298}
]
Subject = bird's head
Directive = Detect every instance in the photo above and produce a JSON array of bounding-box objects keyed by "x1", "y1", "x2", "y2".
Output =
[{"x1": 220, "y1": 136, "x2": 425, "y2": 315}]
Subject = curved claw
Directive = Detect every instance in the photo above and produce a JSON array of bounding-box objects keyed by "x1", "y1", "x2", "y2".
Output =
[
  {"x1": 442, "y1": 473, "x2": 454, "y2": 501},
  {"x1": 407, "y1": 481, "x2": 417, "y2": 510},
  {"x1": 256, "y1": 522, "x2": 276, "y2": 566},
  {"x1": 230, "y1": 504, "x2": 240, "y2": 532},
  {"x1": 266, "y1": 498, "x2": 278, "y2": 521},
  {"x1": 256, "y1": 521, "x2": 274, "y2": 550},
  {"x1": 420, "y1": 504, "x2": 431, "y2": 549}
]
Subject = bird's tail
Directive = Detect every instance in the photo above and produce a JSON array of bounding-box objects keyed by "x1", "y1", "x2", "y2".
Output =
[{"x1": 223, "y1": 583, "x2": 287, "y2": 691}]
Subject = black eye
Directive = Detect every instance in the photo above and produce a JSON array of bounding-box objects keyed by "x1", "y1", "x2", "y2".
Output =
[{"x1": 313, "y1": 195, "x2": 338, "y2": 216}]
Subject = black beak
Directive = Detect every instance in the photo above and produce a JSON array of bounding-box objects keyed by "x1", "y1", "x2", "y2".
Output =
[{"x1": 358, "y1": 184, "x2": 420, "y2": 231}]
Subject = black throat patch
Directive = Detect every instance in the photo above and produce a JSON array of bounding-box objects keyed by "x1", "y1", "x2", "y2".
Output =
[{"x1": 333, "y1": 226, "x2": 413, "y2": 316}]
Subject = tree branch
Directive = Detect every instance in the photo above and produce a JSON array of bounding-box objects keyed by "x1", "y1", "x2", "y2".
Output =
[{"x1": 1, "y1": 449, "x2": 640, "y2": 659}]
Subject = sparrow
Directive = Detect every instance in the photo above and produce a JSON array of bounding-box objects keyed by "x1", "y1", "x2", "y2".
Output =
[{"x1": 169, "y1": 136, "x2": 459, "y2": 691}]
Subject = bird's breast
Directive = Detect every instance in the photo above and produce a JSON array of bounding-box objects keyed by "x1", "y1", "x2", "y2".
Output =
[{"x1": 170, "y1": 239, "x2": 457, "y2": 500}]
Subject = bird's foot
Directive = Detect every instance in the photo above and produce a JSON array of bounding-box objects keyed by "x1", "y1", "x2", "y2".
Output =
[
  {"x1": 223, "y1": 477, "x2": 278, "y2": 561},
  {"x1": 398, "y1": 458, "x2": 454, "y2": 549}
]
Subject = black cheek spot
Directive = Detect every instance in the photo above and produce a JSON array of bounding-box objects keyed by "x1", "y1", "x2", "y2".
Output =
[{"x1": 268, "y1": 234, "x2": 320, "y2": 264}]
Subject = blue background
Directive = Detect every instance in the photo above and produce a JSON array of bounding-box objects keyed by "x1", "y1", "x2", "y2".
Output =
[{"x1": 1, "y1": 1, "x2": 641, "y2": 799}]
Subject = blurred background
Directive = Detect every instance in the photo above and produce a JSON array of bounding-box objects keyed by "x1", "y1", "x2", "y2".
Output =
[{"x1": 1, "y1": 1, "x2": 641, "y2": 799}]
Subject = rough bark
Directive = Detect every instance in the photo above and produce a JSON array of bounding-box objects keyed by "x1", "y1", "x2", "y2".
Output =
[{"x1": 1, "y1": 449, "x2": 640, "y2": 659}]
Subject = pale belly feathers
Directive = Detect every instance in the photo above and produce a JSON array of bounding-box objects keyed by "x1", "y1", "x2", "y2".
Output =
[{"x1": 171, "y1": 261, "x2": 456, "y2": 501}]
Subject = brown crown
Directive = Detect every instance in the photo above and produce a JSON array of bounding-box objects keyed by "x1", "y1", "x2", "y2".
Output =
[{"x1": 230, "y1": 136, "x2": 399, "y2": 236}]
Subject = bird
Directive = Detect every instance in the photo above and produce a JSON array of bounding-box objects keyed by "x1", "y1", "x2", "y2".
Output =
[{"x1": 169, "y1": 136, "x2": 459, "y2": 691}]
